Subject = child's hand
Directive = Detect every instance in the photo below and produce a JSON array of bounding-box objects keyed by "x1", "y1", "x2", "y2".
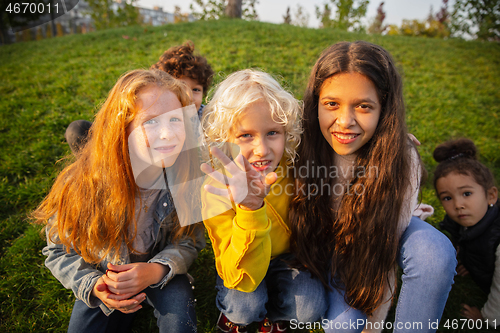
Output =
[
  {"x1": 92, "y1": 276, "x2": 146, "y2": 314},
  {"x1": 201, "y1": 146, "x2": 277, "y2": 211},
  {"x1": 102, "y1": 262, "x2": 170, "y2": 297},
  {"x1": 457, "y1": 264, "x2": 469, "y2": 276},
  {"x1": 407, "y1": 133, "x2": 421, "y2": 146},
  {"x1": 460, "y1": 304, "x2": 483, "y2": 320}
]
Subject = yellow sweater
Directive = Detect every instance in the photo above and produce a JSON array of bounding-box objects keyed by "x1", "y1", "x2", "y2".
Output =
[{"x1": 202, "y1": 163, "x2": 293, "y2": 292}]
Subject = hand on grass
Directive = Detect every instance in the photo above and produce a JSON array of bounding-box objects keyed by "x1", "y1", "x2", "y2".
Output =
[
  {"x1": 201, "y1": 146, "x2": 277, "y2": 211},
  {"x1": 460, "y1": 304, "x2": 483, "y2": 321}
]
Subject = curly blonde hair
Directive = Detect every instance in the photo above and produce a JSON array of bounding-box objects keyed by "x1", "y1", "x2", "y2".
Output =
[{"x1": 202, "y1": 69, "x2": 302, "y2": 165}]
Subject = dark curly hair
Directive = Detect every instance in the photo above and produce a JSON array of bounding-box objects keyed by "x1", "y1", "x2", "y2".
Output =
[
  {"x1": 433, "y1": 138, "x2": 496, "y2": 194},
  {"x1": 151, "y1": 41, "x2": 214, "y2": 95}
]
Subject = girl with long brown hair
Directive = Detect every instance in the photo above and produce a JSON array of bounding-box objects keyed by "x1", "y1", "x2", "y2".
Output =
[
  {"x1": 33, "y1": 69, "x2": 205, "y2": 333},
  {"x1": 288, "y1": 41, "x2": 456, "y2": 332}
]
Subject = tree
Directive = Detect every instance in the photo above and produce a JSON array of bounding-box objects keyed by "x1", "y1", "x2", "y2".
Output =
[
  {"x1": 85, "y1": 0, "x2": 115, "y2": 30},
  {"x1": 368, "y1": 1, "x2": 387, "y2": 34},
  {"x1": 436, "y1": 0, "x2": 450, "y2": 24},
  {"x1": 190, "y1": 0, "x2": 225, "y2": 20},
  {"x1": 316, "y1": 3, "x2": 332, "y2": 28},
  {"x1": 315, "y1": 0, "x2": 368, "y2": 31},
  {"x1": 385, "y1": 0, "x2": 451, "y2": 38},
  {"x1": 115, "y1": 0, "x2": 140, "y2": 27},
  {"x1": 283, "y1": 6, "x2": 292, "y2": 24},
  {"x1": 284, "y1": 4, "x2": 309, "y2": 27},
  {"x1": 85, "y1": 0, "x2": 140, "y2": 30},
  {"x1": 293, "y1": 4, "x2": 309, "y2": 27},
  {"x1": 190, "y1": 0, "x2": 258, "y2": 21},
  {"x1": 452, "y1": 0, "x2": 500, "y2": 41},
  {"x1": 225, "y1": 0, "x2": 242, "y2": 18},
  {"x1": 386, "y1": 4, "x2": 450, "y2": 39},
  {"x1": 241, "y1": 0, "x2": 258, "y2": 20},
  {"x1": 174, "y1": 5, "x2": 190, "y2": 23},
  {"x1": 425, "y1": 3, "x2": 451, "y2": 38}
]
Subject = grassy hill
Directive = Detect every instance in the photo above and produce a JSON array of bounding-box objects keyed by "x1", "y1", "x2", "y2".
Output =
[{"x1": 1, "y1": 19, "x2": 499, "y2": 332}]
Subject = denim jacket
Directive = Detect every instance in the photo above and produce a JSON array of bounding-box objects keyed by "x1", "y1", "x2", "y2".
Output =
[{"x1": 42, "y1": 190, "x2": 206, "y2": 316}]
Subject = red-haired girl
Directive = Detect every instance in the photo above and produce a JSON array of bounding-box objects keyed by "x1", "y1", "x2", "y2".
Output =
[{"x1": 33, "y1": 69, "x2": 205, "y2": 333}]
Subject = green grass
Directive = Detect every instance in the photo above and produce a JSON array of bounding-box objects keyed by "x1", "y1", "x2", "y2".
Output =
[{"x1": 1, "y1": 19, "x2": 499, "y2": 332}]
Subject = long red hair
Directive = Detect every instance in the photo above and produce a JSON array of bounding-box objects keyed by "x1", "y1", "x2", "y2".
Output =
[{"x1": 33, "y1": 69, "x2": 195, "y2": 264}]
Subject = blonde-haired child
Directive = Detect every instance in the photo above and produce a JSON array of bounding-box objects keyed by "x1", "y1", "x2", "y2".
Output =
[{"x1": 201, "y1": 69, "x2": 326, "y2": 332}]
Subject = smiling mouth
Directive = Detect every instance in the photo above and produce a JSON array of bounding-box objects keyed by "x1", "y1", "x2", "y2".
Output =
[
  {"x1": 251, "y1": 160, "x2": 271, "y2": 171},
  {"x1": 154, "y1": 145, "x2": 177, "y2": 154},
  {"x1": 332, "y1": 132, "x2": 360, "y2": 143}
]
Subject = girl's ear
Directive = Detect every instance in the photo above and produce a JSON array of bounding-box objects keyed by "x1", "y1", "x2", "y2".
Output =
[{"x1": 487, "y1": 186, "x2": 498, "y2": 205}]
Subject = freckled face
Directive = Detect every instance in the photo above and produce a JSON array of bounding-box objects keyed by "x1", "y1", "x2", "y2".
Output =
[
  {"x1": 127, "y1": 86, "x2": 186, "y2": 169},
  {"x1": 230, "y1": 100, "x2": 286, "y2": 177},
  {"x1": 436, "y1": 173, "x2": 496, "y2": 227},
  {"x1": 318, "y1": 72, "x2": 381, "y2": 156}
]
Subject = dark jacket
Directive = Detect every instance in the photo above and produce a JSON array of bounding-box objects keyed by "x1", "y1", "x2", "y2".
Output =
[{"x1": 440, "y1": 204, "x2": 500, "y2": 294}]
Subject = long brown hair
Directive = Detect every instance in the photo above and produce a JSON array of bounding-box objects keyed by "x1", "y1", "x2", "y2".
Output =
[
  {"x1": 33, "y1": 69, "x2": 198, "y2": 264},
  {"x1": 289, "y1": 41, "x2": 412, "y2": 315}
]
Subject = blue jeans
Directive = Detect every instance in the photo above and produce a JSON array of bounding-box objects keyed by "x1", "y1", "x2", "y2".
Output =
[
  {"x1": 67, "y1": 274, "x2": 197, "y2": 333},
  {"x1": 216, "y1": 253, "x2": 327, "y2": 325},
  {"x1": 324, "y1": 217, "x2": 457, "y2": 332}
]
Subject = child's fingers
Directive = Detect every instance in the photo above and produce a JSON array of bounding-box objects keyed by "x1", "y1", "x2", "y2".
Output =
[
  {"x1": 200, "y1": 163, "x2": 214, "y2": 175},
  {"x1": 95, "y1": 281, "x2": 108, "y2": 293},
  {"x1": 264, "y1": 172, "x2": 278, "y2": 186},
  {"x1": 203, "y1": 169, "x2": 231, "y2": 187},
  {"x1": 204, "y1": 184, "x2": 229, "y2": 198},
  {"x1": 234, "y1": 154, "x2": 253, "y2": 173},
  {"x1": 107, "y1": 263, "x2": 132, "y2": 273},
  {"x1": 210, "y1": 147, "x2": 241, "y2": 174},
  {"x1": 456, "y1": 264, "x2": 469, "y2": 276},
  {"x1": 407, "y1": 133, "x2": 421, "y2": 146},
  {"x1": 105, "y1": 293, "x2": 146, "y2": 312},
  {"x1": 102, "y1": 272, "x2": 141, "y2": 294},
  {"x1": 105, "y1": 270, "x2": 127, "y2": 282},
  {"x1": 119, "y1": 304, "x2": 142, "y2": 314},
  {"x1": 105, "y1": 265, "x2": 135, "y2": 283},
  {"x1": 106, "y1": 292, "x2": 137, "y2": 301}
]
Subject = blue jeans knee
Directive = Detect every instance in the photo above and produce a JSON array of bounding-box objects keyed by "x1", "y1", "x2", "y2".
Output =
[
  {"x1": 215, "y1": 254, "x2": 327, "y2": 325},
  {"x1": 67, "y1": 299, "x2": 136, "y2": 333},
  {"x1": 145, "y1": 274, "x2": 197, "y2": 333},
  {"x1": 265, "y1": 255, "x2": 327, "y2": 322},
  {"x1": 395, "y1": 217, "x2": 457, "y2": 332},
  {"x1": 323, "y1": 284, "x2": 366, "y2": 333},
  {"x1": 215, "y1": 275, "x2": 268, "y2": 325},
  {"x1": 68, "y1": 275, "x2": 196, "y2": 333}
]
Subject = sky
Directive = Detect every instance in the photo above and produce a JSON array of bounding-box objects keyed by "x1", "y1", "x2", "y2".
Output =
[{"x1": 135, "y1": 0, "x2": 452, "y2": 28}]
